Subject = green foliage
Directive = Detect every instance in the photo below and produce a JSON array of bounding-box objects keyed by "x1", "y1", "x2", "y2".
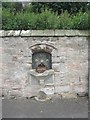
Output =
[
  {"x1": 2, "y1": 2, "x2": 23, "y2": 14},
  {"x1": 72, "y1": 11, "x2": 89, "y2": 30},
  {"x1": 31, "y1": 2, "x2": 89, "y2": 15},
  {"x1": 2, "y1": 4, "x2": 89, "y2": 30}
]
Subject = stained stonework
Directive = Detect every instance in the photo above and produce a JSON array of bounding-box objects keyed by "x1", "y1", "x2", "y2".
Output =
[{"x1": 0, "y1": 30, "x2": 89, "y2": 99}]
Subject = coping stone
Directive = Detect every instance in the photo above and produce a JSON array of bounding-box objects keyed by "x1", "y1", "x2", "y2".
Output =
[
  {"x1": 77, "y1": 30, "x2": 90, "y2": 36},
  {"x1": 20, "y1": 30, "x2": 31, "y2": 36},
  {"x1": 64, "y1": 30, "x2": 78, "y2": 36},
  {"x1": 31, "y1": 30, "x2": 44, "y2": 36},
  {"x1": 54, "y1": 30, "x2": 65, "y2": 36},
  {"x1": 13, "y1": 30, "x2": 21, "y2": 36},
  {"x1": 0, "y1": 30, "x2": 4, "y2": 37},
  {"x1": 4, "y1": 30, "x2": 14, "y2": 37},
  {"x1": 0, "y1": 30, "x2": 90, "y2": 37},
  {"x1": 43, "y1": 30, "x2": 54, "y2": 36}
]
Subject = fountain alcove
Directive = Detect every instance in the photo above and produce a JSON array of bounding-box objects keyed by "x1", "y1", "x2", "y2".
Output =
[{"x1": 27, "y1": 43, "x2": 57, "y2": 100}]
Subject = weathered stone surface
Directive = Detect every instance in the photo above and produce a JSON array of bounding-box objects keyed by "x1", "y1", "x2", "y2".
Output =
[
  {"x1": 52, "y1": 93, "x2": 62, "y2": 100},
  {"x1": 23, "y1": 85, "x2": 40, "y2": 97},
  {"x1": 52, "y1": 63, "x2": 60, "y2": 72},
  {"x1": 3, "y1": 30, "x2": 21, "y2": 37},
  {"x1": 40, "y1": 86, "x2": 54, "y2": 95},
  {"x1": 43, "y1": 30, "x2": 54, "y2": 36},
  {"x1": 77, "y1": 30, "x2": 90, "y2": 36},
  {"x1": 55, "y1": 72, "x2": 70, "y2": 86},
  {"x1": 77, "y1": 92, "x2": 88, "y2": 97},
  {"x1": 20, "y1": 30, "x2": 31, "y2": 36},
  {"x1": 55, "y1": 85, "x2": 71, "y2": 93},
  {"x1": 2, "y1": 33, "x2": 88, "y2": 98},
  {"x1": 9, "y1": 90, "x2": 22, "y2": 98},
  {"x1": 72, "y1": 84, "x2": 88, "y2": 93},
  {"x1": 37, "y1": 91, "x2": 47, "y2": 100},
  {"x1": 31, "y1": 30, "x2": 44, "y2": 36},
  {"x1": 64, "y1": 30, "x2": 78, "y2": 36},
  {"x1": 0, "y1": 30, "x2": 4, "y2": 37},
  {"x1": 13, "y1": 30, "x2": 21, "y2": 36},
  {"x1": 54, "y1": 30, "x2": 65, "y2": 36},
  {"x1": 1, "y1": 30, "x2": 90, "y2": 37},
  {"x1": 4, "y1": 30, "x2": 14, "y2": 36},
  {"x1": 61, "y1": 93, "x2": 77, "y2": 99}
]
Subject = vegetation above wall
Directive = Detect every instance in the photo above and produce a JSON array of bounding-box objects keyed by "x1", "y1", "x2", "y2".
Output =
[{"x1": 2, "y1": 2, "x2": 90, "y2": 30}]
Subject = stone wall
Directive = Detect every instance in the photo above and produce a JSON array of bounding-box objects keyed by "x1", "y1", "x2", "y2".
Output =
[{"x1": 0, "y1": 30, "x2": 89, "y2": 99}]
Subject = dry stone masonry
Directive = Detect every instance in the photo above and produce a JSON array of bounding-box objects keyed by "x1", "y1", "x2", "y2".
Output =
[{"x1": 0, "y1": 30, "x2": 89, "y2": 99}]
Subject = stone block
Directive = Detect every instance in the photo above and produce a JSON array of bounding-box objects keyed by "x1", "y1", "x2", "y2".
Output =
[
  {"x1": 40, "y1": 86, "x2": 54, "y2": 95},
  {"x1": 24, "y1": 63, "x2": 32, "y2": 69},
  {"x1": 10, "y1": 90, "x2": 22, "y2": 98},
  {"x1": 52, "y1": 57, "x2": 60, "y2": 63},
  {"x1": 77, "y1": 92, "x2": 88, "y2": 97},
  {"x1": 0, "y1": 30, "x2": 4, "y2": 37},
  {"x1": 4, "y1": 30, "x2": 14, "y2": 36},
  {"x1": 20, "y1": 30, "x2": 31, "y2": 36},
  {"x1": 54, "y1": 30, "x2": 89, "y2": 37},
  {"x1": 43, "y1": 30, "x2": 54, "y2": 36},
  {"x1": 55, "y1": 73, "x2": 69, "y2": 85},
  {"x1": 54, "y1": 30, "x2": 65, "y2": 36},
  {"x1": 64, "y1": 30, "x2": 78, "y2": 36},
  {"x1": 52, "y1": 63, "x2": 60, "y2": 72},
  {"x1": 13, "y1": 30, "x2": 20, "y2": 36},
  {"x1": 54, "y1": 74, "x2": 70, "y2": 86},
  {"x1": 2, "y1": 30, "x2": 20, "y2": 37},
  {"x1": 77, "y1": 30, "x2": 90, "y2": 36},
  {"x1": 59, "y1": 56, "x2": 67, "y2": 63},
  {"x1": 61, "y1": 93, "x2": 77, "y2": 99},
  {"x1": 54, "y1": 73, "x2": 62, "y2": 85},
  {"x1": 72, "y1": 84, "x2": 87, "y2": 93},
  {"x1": 55, "y1": 85, "x2": 71, "y2": 93},
  {"x1": 31, "y1": 30, "x2": 44, "y2": 36}
]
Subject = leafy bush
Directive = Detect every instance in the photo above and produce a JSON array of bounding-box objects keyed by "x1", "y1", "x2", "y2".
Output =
[
  {"x1": 2, "y1": 8, "x2": 89, "y2": 30},
  {"x1": 30, "y1": 2, "x2": 89, "y2": 15},
  {"x1": 72, "y1": 11, "x2": 89, "y2": 30}
]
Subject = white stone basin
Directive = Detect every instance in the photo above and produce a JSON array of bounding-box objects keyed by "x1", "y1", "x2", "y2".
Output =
[
  {"x1": 29, "y1": 69, "x2": 54, "y2": 85},
  {"x1": 30, "y1": 69, "x2": 54, "y2": 77}
]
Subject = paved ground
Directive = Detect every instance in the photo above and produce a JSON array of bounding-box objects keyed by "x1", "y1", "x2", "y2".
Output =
[
  {"x1": 88, "y1": 99, "x2": 90, "y2": 119},
  {"x1": 2, "y1": 97, "x2": 88, "y2": 118},
  {"x1": 0, "y1": 98, "x2": 2, "y2": 120}
]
